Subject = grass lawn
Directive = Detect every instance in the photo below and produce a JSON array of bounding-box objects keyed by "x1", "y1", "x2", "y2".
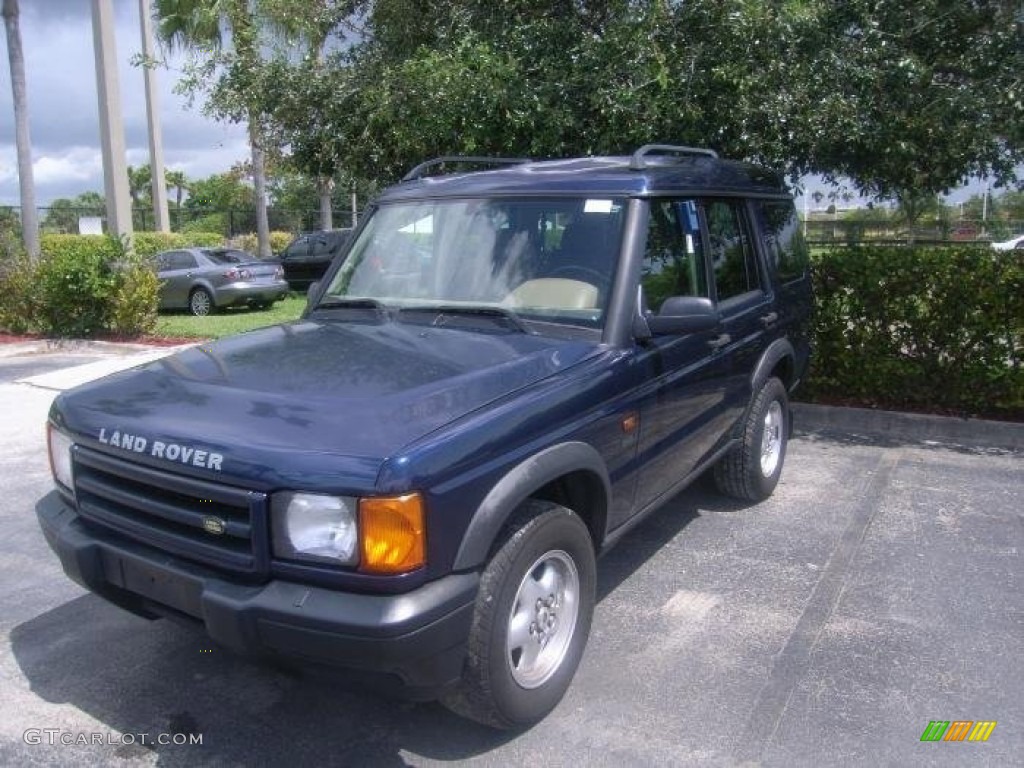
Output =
[{"x1": 154, "y1": 295, "x2": 307, "y2": 340}]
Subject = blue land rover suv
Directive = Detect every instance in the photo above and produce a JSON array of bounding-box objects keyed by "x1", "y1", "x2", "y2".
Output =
[{"x1": 38, "y1": 146, "x2": 812, "y2": 728}]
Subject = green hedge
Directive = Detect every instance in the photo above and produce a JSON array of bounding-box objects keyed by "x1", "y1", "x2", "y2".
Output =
[
  {"x1": 806, "y1": 245, "x2": 1024, "y2": 416},
  {"x1": 129, "y1": 231, "x2": 225, "y2": 259}
]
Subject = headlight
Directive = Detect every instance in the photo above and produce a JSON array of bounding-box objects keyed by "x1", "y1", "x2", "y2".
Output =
[
  {"x1": 270, "y1": 491, "x2": 427, "y2": 573},
  {"x1": 47, "y1": 424, "x2": 74, "y2": 489},
  {"x1": 271, "y1": 493, "x2": 359, "y2": 566}
]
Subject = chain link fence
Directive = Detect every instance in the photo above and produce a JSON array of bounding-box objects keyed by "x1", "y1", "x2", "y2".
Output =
[{"x1": 0, "y1": 205, "x2": 359, "y2": 240}]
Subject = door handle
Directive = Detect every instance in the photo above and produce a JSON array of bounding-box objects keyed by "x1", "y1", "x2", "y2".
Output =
[
  {"x1": 760, "y1": 312, "x2": 778, "y2": 326},
  {"x1": 707, "y1": 333, "x2": 731, "y2": 350}
]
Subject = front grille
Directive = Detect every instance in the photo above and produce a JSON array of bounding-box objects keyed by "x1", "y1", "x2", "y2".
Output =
[{"x1": 72, "y1": 446, "x2": 268, "y2": 575}]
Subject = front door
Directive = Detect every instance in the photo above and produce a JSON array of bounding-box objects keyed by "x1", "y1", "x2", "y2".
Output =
[{"x1": 631, "y1": 199, "x2": 733, "y2": 513}]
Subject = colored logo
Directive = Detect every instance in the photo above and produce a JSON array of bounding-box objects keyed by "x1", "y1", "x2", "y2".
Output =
[
  {"x1": 920, "y1": 721, "x2": 996, "y2": 742},
  {"x1": 201, "y1": 516, "x2": 226, "y2": 535}
]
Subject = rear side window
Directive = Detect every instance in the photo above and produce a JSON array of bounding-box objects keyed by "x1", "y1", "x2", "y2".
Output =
[
  {"x1": 757, "y1": 201, "x2": 809, "y2": 283},
  {"x1": 705, "y1": 200, "x2": 761, "y2": 301}
]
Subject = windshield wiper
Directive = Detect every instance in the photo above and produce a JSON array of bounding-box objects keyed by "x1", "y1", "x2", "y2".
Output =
[
  {"x1": 399, "y1": 305, "x2": 530, "y2": 334},
  {"x1": 312, "y1": 297, "x2": 390, "y2": 320}
]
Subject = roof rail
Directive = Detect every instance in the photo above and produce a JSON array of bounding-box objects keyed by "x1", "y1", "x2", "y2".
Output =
[
  {"x1": 401, "y1": 156, "x2": 532, "y2": 183},
  {"x1": 629, "y1": 144, "x2": 718, "y2": 170}
]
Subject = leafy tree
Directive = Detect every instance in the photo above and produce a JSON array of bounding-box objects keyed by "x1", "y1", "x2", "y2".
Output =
[
  {"x1": 274, "y1": 0, "x2": 1021, "y2": 197},
  {"x1": 996, "y1": 190, "x2": 1024, "y2": 223},
  {"x1": 155, "y1": 0, "x2": 274, "y2": 257}
]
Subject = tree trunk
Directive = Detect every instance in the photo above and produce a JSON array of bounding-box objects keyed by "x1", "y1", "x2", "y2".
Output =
[
  {"x1": 318, "y1": 175, "x2": 334, "y2": 230},
  {"x1": 3, "y1": 0, "x2": 40, "y2": 259},
  {"x1": 249, "y1": 123, "x2": 271, "y2": 259}
]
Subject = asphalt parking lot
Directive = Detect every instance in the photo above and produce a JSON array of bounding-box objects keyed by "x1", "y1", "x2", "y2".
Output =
[{"x1": 0, "y1": 343, "x2": 1020, "y2": 767}]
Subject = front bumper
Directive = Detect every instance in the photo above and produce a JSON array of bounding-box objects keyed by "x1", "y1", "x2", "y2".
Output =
[{"x1": 37, "y1": 491, "x2": 477, "y2": 698}]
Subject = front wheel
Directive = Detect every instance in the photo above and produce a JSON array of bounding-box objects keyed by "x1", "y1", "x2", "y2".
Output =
[
  {"x1": 714, "y1": 376, "x2": 789, "y2": 501},
  {"x1": 442, "y1": 500, "x2": 596, "y2": 729}
]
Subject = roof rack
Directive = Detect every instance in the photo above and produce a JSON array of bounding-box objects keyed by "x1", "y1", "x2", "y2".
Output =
[
  {"x1": 629, "y1": 144, "x2": 718, "y2": 170},
  {"x1": 401, "y1": 156, "x2": 532, "y2": 183}
]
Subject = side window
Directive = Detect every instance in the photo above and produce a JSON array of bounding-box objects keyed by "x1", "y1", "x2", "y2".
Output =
[
  {"x1": 642, "y1": 200, "x2": 709, "y2": 310},
  {"x1": 757, "y1": 201, "x2": 809, "y2": 283},
  {"x1": 174, "y1": 251, "x2": 198, "y2": 270},
  {"x1": 704, "y1": 200, "x2": 761, "y2": 301}
]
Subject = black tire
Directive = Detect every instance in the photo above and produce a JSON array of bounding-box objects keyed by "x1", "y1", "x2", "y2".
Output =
[
  {"x1": 252, "y1": 300, "x2": 272, "y2": 310},
  {"x1": 442, "y1": 500, "x2": 596, "y2": 729},
  {"x1": 188, "y1": 287, "x2": 214, "y2": 317},
  {"x1": 714, "y1": 376, "x2": 789, "y2": 502}
]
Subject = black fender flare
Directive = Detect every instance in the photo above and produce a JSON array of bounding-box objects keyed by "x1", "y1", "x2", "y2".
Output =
[
  {"x1": 453, "y1": 441, "x2": 611, "y2": 571},
  {"x1": 751, "y1": 337, "x2": 795, "y2": 391}
]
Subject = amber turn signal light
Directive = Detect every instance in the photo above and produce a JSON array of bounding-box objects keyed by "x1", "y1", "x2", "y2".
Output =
[{"x1": 358, "y1": 493, "x2": 426, "y2": 574}]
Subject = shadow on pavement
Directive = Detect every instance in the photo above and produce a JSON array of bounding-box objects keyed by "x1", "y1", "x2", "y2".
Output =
[{"x1": 11, "y1": 481, "x2": 740, "y2": 765}]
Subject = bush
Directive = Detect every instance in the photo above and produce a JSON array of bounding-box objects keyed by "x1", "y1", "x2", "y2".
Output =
[
  {"x1": 0, "y1": 234, "x2": 165, "y2": 338},
  {"x1": 108, "y1": 250, "x2": 160, "y2": 336},
  {"x1": 180, "y1": 213, "x2": 228, "y2": 235},
  {"x1": 806, "y1": 245, "x2": 1024, "y2": 416},
  {"x1": 234, "y1": 230, "x2": 295, "y2": 256},
  {"x1": 36, "y1": 235, "x2": 122, "y2": 336},
  {"x1": 0, "y1": 249, "x2": 38, "y2": 334}
]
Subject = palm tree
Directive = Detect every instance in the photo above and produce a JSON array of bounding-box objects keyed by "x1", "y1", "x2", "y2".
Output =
[
  {"x1": 127, "y1": 163, "x2": 152, "y2": 207},
  {"x1": 154, "y1": 0, "x2": 272, "y2": 257},
  {"x1": 165, "y1": 168, "x2": 188, "y2": 210},
  {"x1": 2, "y1": 0, "x2": 40, "y2": 259}
]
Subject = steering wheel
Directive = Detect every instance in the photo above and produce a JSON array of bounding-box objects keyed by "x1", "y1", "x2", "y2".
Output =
[{"x1": 548, "y1": 266, "x2": 609, "y2": 290}]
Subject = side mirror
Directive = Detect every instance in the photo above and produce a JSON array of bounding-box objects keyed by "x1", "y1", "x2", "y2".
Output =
[{"x1": 645, "y1": 296, "x2": 718, "y2": 335}]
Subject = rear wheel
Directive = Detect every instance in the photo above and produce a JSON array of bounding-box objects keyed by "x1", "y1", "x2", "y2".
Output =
[
  {"x1": 714, "y1": 377, "x2": 789, "y2": 501},
  {"x1": 188, "y1": 287, "x2": 214, "y2": 317},
  {"x1": 442, "y1": 500, "x2": 595, "y2": 729}
]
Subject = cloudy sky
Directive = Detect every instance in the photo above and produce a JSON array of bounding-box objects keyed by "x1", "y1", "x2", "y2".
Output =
[{"x1": 0, "y1": 0, "x2": 249, "y2": 206}]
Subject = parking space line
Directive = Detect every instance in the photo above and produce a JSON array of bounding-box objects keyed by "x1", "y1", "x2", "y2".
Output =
[{"x1": 733, "y1": 449, "x2": 903, "y2": 763}]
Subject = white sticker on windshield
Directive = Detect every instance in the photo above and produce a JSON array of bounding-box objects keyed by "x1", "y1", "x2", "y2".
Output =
[{"x1": 584, "y1": 199, "x2": 614, "y2": 214}]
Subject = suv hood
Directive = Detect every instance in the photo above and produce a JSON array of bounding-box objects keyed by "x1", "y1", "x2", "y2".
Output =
[{"x1": 55, "y1": 320, "x2": 598, "y2": 488}]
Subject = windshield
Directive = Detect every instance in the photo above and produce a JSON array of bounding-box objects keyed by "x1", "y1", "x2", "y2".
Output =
[{"x1": 319, "y1": 197, "x2": 626, "y2": 330}]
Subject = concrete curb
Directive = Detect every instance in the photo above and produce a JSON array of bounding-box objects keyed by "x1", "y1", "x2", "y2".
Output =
[
  {"x1": 792, "y1": 402, "x2": 1023, "y2": 452},
  {"x1": 0, "y1": 339, "x2": 166, "y2": 359},
  {"x1": 12, "y1": 344, "x2": 197, "y2": 392}
]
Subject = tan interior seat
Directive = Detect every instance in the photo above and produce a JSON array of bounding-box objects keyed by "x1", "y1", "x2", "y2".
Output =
[{"x1": 504, "y1": 278, "x2": 599, "y2": 309}]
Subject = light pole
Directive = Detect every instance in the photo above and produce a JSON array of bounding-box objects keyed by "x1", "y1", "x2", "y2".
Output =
[
  {"x1": 91, "y1": 0, "x2": 132, "y2": 242},
  {"x1": 139, "y1": 0, "x2": 170, "y2": 232}
]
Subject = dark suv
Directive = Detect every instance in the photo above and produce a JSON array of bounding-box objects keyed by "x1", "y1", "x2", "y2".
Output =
[
  {"x1": 38, "y1": 146, "x2": 811, "y2": 729},
  {"x1": 278, "y1": 228, "x2": 352, "y2": 290}
]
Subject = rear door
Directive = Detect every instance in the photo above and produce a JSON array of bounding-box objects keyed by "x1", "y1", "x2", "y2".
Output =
[{"x1": 703, "y1": 199, "x2": 774, "y2": 426}]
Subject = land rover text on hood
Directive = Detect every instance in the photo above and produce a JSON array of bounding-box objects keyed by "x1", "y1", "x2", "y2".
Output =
[{"x1": 38, "y1": 146, "x2": 812, "y2": 729}]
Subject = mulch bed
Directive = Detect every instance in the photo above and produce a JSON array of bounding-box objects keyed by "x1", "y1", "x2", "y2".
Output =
[{"x1": 798, "y1": 394, "x2": 1024, "y2": 424}]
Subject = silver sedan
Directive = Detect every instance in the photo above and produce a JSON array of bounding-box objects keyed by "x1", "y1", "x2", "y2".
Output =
[{"x1": 154, "y1": 248, "x2": 289, "y2": 316}]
